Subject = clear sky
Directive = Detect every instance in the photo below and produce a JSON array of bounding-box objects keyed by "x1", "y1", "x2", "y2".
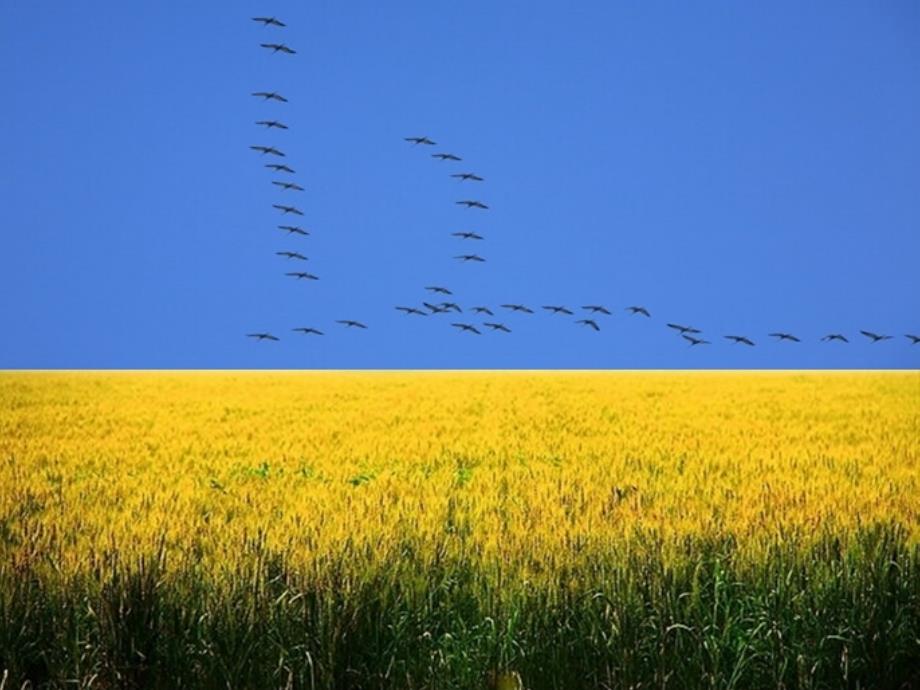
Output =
[{"x1": 1, "y1": 1, "x2": 918, "y2": 369}]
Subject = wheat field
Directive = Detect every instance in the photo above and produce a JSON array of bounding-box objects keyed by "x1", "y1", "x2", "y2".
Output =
[{"x1": 1, "y1": 372, "x2": 918, "y2": 689}]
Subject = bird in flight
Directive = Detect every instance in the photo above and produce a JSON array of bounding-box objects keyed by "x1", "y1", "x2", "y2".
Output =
[
  {"x1": 286, "y1": 271, "x2": 318, "y2": 280},
  {"x1": 273, "y1": 204, "x2": 304, "y2": 216},
  {"x1": 425, "y1": 286, "x2": 452, "y2": 295},
  {"x1": 667, "y1": 323, "x2": 701, "y2": 334},
  {"x1": 725, "y1": 335, "x2": 756, "y2": 346},
  {"x1": 276, "y1": 251, "x2": 307, "y2": 260},
  {"x1": 260, "y1": 43, "x2": 297, "y2": 55},
  {"x1": 432, "y1": 153, "x2": 462, "y2": 161},
  {"x1": 278, "y1": 225, "x2": 308, "y2": 236},
  {"x1": 543, "y1": 306, "x2": 574, "y2": 315},
  {"x1": 272, "y1": 181, "x2": 304, "y2": 192},
  {"x1": 683, "y1": 335, "x2": 710, "y2": 346},
  {"x1": 576, "y1": 319, "x2": 600, "y2": 331},
  {"x1": 256, "y1": 120, "x2": 288, "y2": 129},
  {"x1": 292, "y1": 327, "x2": 323, "y2": 336},
  {"x1": 440, "y1": 302, "x2": 463, "y2": 313},
  {"x1": 250, "y1": 145, "x2": 285, "y2": 157},
  {"x1": 451, "y1": 231, "x2": 484, "y2": 240},
  {"x1": 455, "y1": 254, "x2": 486, "y2": 262},
  {"x1": 484, "y1": 322, "x2": 511, "y2": 333},
  {"x1": 456, "y1": 200, "x2": 489, "y2": 210},
  {"x1": 395, "y1": 306, "x2": 427, "y2": 316},
  {"x1": 501, "y1": 304, "x2": 534, "y2": 314},
  {"x1": 451, "y1": 173, "x2": 484, "y2": 182},
  {"x1": 821, "y1": 334, "x2": 849, "y2": 343},
  {"x1": 582, "y1": 305, "x2": 612, "y2": 315},
  {"x1": 337, "y1": 320, "x2": 368, "y2": 329},
  {"x1": 252, "y1": 17, "x2": 286, "y2": 28},
  {"x1": 769, "y1": 332, "x2": 801, "y2": 342},
  {"x1": 266, "y1": 163, "x2": 295, "y2": 174},
  {"x1": 423, "y1": 302, "x2": 450, "y2": 314},
  {"x1": 405, "y1": 136, "x2": 436, "y2": 145},
  {"x1": 247, "y1": 332, "x2": 279, "y2": 341},
  {"x1": 627, "y1": 306, "x2": 651, "y2": 317},
  {"x1": 472, "y1": 306, "x2": 494, "y2": 316},
  {"x1": 905, "y1": 334, "x2": 920, "y2": 344},
  {"x1": 860, "y1": 330, "x2": 892, "y2": 342},
  {"x1": 452, "y1": 323, "x2": 481, "y2": 335},
  {"x1": 251, "y1": 91, "x2": 288, "y2": 102}
]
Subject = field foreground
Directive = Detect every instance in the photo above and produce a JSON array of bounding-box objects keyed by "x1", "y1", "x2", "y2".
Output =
[{"x1": 1, "y1": 371, "x2": 918, "y2": 689}]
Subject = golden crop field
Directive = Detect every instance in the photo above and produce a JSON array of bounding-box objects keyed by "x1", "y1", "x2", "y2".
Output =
[{"x1": 1, "y1": 371, "x2": 918, "y2": 689}]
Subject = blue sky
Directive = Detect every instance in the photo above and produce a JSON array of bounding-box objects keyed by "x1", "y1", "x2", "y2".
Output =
[{"x1": 1, "y1": 1, "x2": 918, "y2": 368}]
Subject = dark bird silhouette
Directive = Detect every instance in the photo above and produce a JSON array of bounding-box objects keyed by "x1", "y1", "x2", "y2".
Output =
[
  {"x1": 440, "y1": 302, "x2": 463, "y2": 313},
  {"x1": 725, "y1": 335, "x2": 756, "y2": 346},
  {"x1": 256, "y1": 120, "x2": 288, "y2": 129},
  {"x1": 683, "y1": 335, "x2": 710, "y2": 346},
  {"x1": 276, "y1": 251, "x2": 307, "y2": 260},
  {"x1": 337, "y1": 320, "x2": 368, "y2": 329},
  {"x1": 769, "y1": 332, "x2": 801, "y2": 342},
  {"x1": 272, "y1": 181, "x2": 304, "y2": 192},
  {"x1": 577, "y1": 319, "x2": 600, "y2": 331},
  {"x1": 286, "y1": 272, "x2": 318, "y2": 280},
  {"x1": 250, "y1": 145, "x2": 285, "y2": 157},
  {"x1": 501, "y1": 304, "x2": 534, "y2": 314},
  {"x1": 667, "y1": 323, "x2": 701, "y2": 334},
  {"x1": 247, "y1": 332, "x2": 279, "y2": 341},
  {"x1": 452, "y1": 323, "x2": 481, "y2": 335},
  {"x1": 273, "y1": 204, "x2": 303, "y2": 216},
  {"x1": 455, "y1": 254, "x2": 485, "y2": 262},
  {"x1": 582, "y1": 305, "x2": 612, "y2": 315},
  {"x1": 451, "y1": 231, "x2": 484, "y2": 240},
  {"x1": 278, "y1": 225, "x2": 309, "y2": 236},
  {"x1": 292, "y1": 327, "x2": 323, "y2": 335},
  {"x1": 860, "y1": 330, "x2": 892, "y2": 342},
  {"x1": 251, "y1": 91, "x2": 288, "y2": 102},
  {"x1": 905, "y1": 334, "x2": 920, "y2": 344},
  {"x1": 260, "y1": 43, "x2": 296, "y2": 55},
  {"x1": 405, "y1": 136, "x2": 436, "y2": 145},
  {"x1": 252, "y1": 17, "x2": 286, "y2": 28},
  {"x1": 472, "y1": 306, "x2": 494, "y2": 316},
  {"x1": 821, "y1": 334, "x2": 849, "y2": 343},
  {"x1": 456, "y1": 200, "x2": 489, "y2": 210},
  {"x1": 425, "y1": 286, "x2": 452, "y2": 295},
  {"x1": 451, "y1": 173, "x2": 484, "y2": 182},
  {"x1": 543, "y1": 306, "x2": 574, "y2": 315},
  {"x1": 484, "y1": 322, "x2": 511, "y2": 333},
  {"x1": 396, "y1": 306, "x2": 428, "y2": 316},
  {"x1": 627, "y1": 306, "x2": 651, "y2": 317},
  {"x1": 432, "y1": 153, "x2": 462, "y2": 161},
  {"x1": 265, "y1": 164, "x2": 295, "y2": 174},
  {"x1": 423, "y1": 302, "x2": 450, "y2": 314}
]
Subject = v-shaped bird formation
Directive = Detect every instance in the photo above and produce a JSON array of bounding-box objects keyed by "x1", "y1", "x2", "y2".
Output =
[{"x1": 244, "y1": 14, "x2": 917, "y2": 356}]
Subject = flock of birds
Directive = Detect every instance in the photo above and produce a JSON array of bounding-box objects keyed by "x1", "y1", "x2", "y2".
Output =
[{"x1": 243, "y1": 15, "x2": 918, "y2": 352}]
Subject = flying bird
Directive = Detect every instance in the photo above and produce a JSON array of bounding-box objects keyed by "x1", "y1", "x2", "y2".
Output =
[
  {"x1": 405, "y1": 136, "x2": 436, "y2": 145},
  {"x1": 395, "y1": 306, "x2": 427, "y2": 316},
  {"x1": 251, "y1": 91, "x2": 288, "y2": 102},
  {"x1": 725, "y1": 335, "x2": 756, "y2": 346},
  {"x1": 278, "y1": 225, "x2": 309, "y2": 236},
  {"x1": 337, "y1": 320, "x2": 368, "y2": 329},
  {"x1": 276, "y1": 251, "x2": 307, "y2": 260},
  {"x1": 250, "y1": 145, "x2": 285, "y2": 157},
  {"x1": 484, "y1": 322, "x2": 511, "y2": 333},
  {"x1": 452, "y1": 323, "x2": 481, "y2": 335},
  {"x1": 905, "y1": 334, "x2": 920, "y2": 344},
  {"x1": 501, "y1": 304, "x2": 534, "y2": 314},
  {"x1": 256, "y1": 120, "x2": 288, "y2": 129},
  {"x1": 543, "y1": 306, "x2": 574, "y2": 315},
  {"x1": 769, "y1": 332, "x2": 801, "y2": 342},
  {"x1": 821, "y1": 334, "x2": 849, "y2": 343},
  {"x1": 472, "y1": 307, "x2": 494, "y2": 316},
  {"x1": 272, "y1": 181, "x2": 304, "y2": 192},
  {"x1": 440, "y1": 302, "x2": 463, "y2": 313},
  {"x1": 266, "y1": 163, "x2": 295, "y2": 174},
  {"x1": 860, "y1": 330, "x2": 892, "y2": 342},
  {"x1": 451, "y1": 173, "x2": 484, "y2": 182},
  {"x1": 260, "y1": 43, "x2": 297, "y2": 55},
  {"x1": 582, "y1": 305, "x2": 612, "y2": 315},
  {"x1": 423, "y1": 302, "x2": 450, "y2": 314},
  {"x1": 683, "y1": 335, "x2": 710, "y2": 346},
  {"x1": 451, "y1": 231, "x2": 484, "y2": 240},
  {"x1": 247, "y1": 333, "x2": 279, "y2": 341},
  {"x1": 292, "y1": 327, "x2": 323, "y2": 336},
  {"x1": 577, "y1": 319, "x2": 600, "y2": 331},
  {"x1": 425, "y1": 286, "x2": 452, "y2": 295},
  {"x1": 432, "y1": 153, "x2": 462, "y2": 161},
  {"x1": 273, "y1": 204, "x2": 303, "y2": 216},
  {"x1": 455, "y1": 254, "x2": 485, "y2": 262},
  {"x1": 667, "y1": 323, "x2": 701, "y2": 334},
  {"x1": 627, "y1": 306, "x2": 651, "y2": 317},
  {"x1": 252, "y1": 17, "x2": 286, "y2": 28},
  {"x1": 456, "y1": 200, "x2": 489, "y2": 210},
  {"x1": 286, "y1": 272, "x2": 318, "y2": 280}
]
